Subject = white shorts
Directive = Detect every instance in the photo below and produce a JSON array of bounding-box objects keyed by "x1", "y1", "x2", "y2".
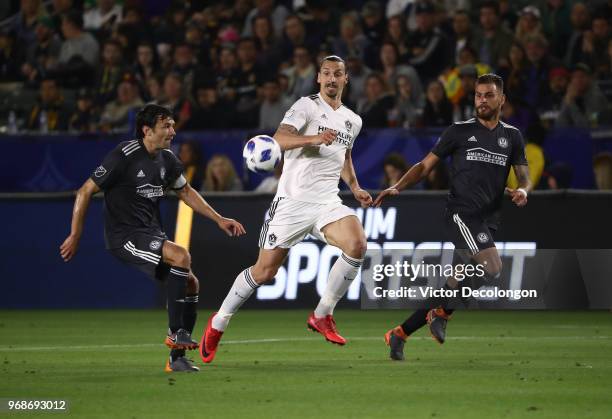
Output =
[{"x1": 258, "y1": 197, "x2": 356, "y2": 249}]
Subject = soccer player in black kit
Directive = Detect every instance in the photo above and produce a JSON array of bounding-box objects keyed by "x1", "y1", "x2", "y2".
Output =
[
  {"x1": 60, "y1": 105, "x2": 245, "y2": 372},
  {"x1": 373, "y1": 74, "x2": 531, "y2": 361}
]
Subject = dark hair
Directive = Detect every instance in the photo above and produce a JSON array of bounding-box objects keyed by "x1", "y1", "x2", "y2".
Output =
[
  {"x1": 135, "y1": 105, "x2": 173, "y2": 139},
  {"x1": 476, "y1": 73, "x2": 504, "y2": 92},
  {"x1": 62, "y1": 10, "x2": 83, "y2": 30},
  {"x1": 480, "y1": 1, "x2": 499, "y2": 15},
  {"x1": 319, "y1": 55, "x2": 345, "y2": 70}
]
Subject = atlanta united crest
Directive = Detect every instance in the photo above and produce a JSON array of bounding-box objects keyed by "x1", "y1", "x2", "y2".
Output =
[
  {"x1": 160, "y1": 167, "x2": 166, "y2": 180},
  {"x1": 149, "y1": 240, "x2": 162, "y2": 250},
  {"x1": 477, "y1": 232, "x2": 489, "y2": 243},
  {"x1": 498, "y1": 137, "x2": 508, "y2": 148}
]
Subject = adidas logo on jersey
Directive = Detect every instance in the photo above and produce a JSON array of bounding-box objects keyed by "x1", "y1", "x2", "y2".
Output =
[
  {"x1": 467, "y1": 136, "x2": 477, "y2": 142},
  {"x1": 137, "y1": 170, "x2": 146, "y2": 178},
  {"x1": 321, "y1": 114, "x2": 327, "y2": 119}
]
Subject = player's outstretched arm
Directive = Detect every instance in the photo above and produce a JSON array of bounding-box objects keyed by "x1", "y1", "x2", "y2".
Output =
[
  {"x1": 505, "y1": 164, "x2": 531, "y2": 207},
  {"x1": 273, "y1": 124, "x2": 336, "y2": 151},
  {"x1": 176, "y1": 184, "x2": 246, "y2": 237},
  {"x1": 373, "y1": 152, "x2": 440, "y2": 207},
  {"x1": 60, "y1": 179, "x2": 100, "y2": 261},
  {"x1": 341, "y1": 149, "x2": 372, "y2": 208}
]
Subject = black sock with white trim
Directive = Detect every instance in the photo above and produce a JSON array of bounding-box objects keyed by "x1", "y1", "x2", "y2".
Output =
[{"x1": 167, "y1": 266, "x2": 189, "y2": 333}]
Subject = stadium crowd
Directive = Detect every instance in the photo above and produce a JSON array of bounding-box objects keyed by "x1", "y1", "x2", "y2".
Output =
[{"x1": 1, "y1": 0, "x2": 612, "y2": 190}]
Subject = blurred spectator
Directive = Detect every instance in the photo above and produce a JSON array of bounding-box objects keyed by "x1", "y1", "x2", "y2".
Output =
[
  {"x1": 279, "y1": 15, "x2": 316, "y2": 65},
  {"x1": 406, "y1": 1, "x2": 449, "y2": 82},
  {"x1": 515, "y1": 6, "x2": 544, "y2": 46},
  {"x1": 360, "y1": 1, "x2": 386, "y2": 48},
  {"x1": 345, "y1": 55, "x2": 372, "y2": 108},
  {"x1": 357, "y1": 72, "x2": 395, "y2": 127},
  {"x1": 449, "y1": 9, "x2": 478, "y2": 66},
  {"x1": 379, "y1": 42, "x2": 424, "y2": 108},
  {"x1": 171, "y1": 43, "x2": 198, "y2": 99},
  {"x1": 234, "y1": 37, "x2": 264, "y2": 127},
  {"x1": 186, "y1": 85, "x2": 231, "y2": 130},
  {"x1": 586, "y1": 16, "x2": 612, "y2": 77},
  {"x1": 133, "y1": 43, "x2": 159, "y2": 94},
  {"x1": 381, "y1": 153, "x2": 409, "y2": 189},
  {"x1": 242, "y1": 0, "x2": 289, "y2": 38},
  {"x1": 597, "y1": 39, "x2": 612, "y2": 102},
  {"x1": 255, "y1": 160, "x2": 283, "y2": 193},
  {"x1": 160, "y1": 72, "x2": 192, "y2": 130},
  {"x1": 21, "y1": 15, "x2": 61, "y2": 85},
  {"x1": 500, "y1": 97, "x2": 533, "y2": 133},
  {"x1": 521, "y1": 34, "x2": 558, "y2": 110},
  {"x1": 503, "y1": 42, "x2": 529, "y2": 102},
  {"x1": 441, "y1": 46, "x2": 492, "y2": 105},
  {"x1": 593, "y1": 152, "x2": 612, "y2": 190},
  {"x1": 68, "y1": 88, "x2": 98, "y2": 133},
  {"x1": 144, "y1": 74, "x2": 164, "y2": 104},
  {"x1": 393, "y1": 74, "x2": 421, "y2": 128},
  {"x1": 385, "y1": 15, "x2": 410, "y2": 62},
  {"x1": 259, "y1": 79, "x2": 293, "y2": 131},
  {"x1": 99, "y1": 74, "x2": 143, "y2": 132},
  {"x1": 178, "y1": 141, "x2": 205, "y2": 191},
  {"x1": 216, "y1": 46, "x2": 241, "y2": 103},
  {"x1": 332, "y1": 13, "x2": 371, "y2": 65},
  {"x1": 8, "y1": 0, "x2": 43, "y2": 48},
  {"x1": 540, "y1": 0, "x2": 573, "y2": 60},
  {"x1": 540, "y1": 66, "x2": 570, "y2": 122},
  {"x1": 423, "y1": 158, "x2": 449, "y2": 190},
  {"x1": 202, "y1": 154, "x2": 244, "y2": 192},
  {"x1": 564, "y1": 2, "x2": 591, "y2": 69},
  {"x1": 253, "y1": 14, "x2": 282, "y2": 71},
  {"x1": 506, "y1": 128, "x2": 545, "y2": 189},
  {"x1": 556, "y1": 63, "x2": 610, "y2": 127},
  {"x1": 26, "y1": 77, "x2": 71, "y2": 131},
  {"x1": 0, "y1": 31, "x2": 21, "y2": 82},
  {"x1": 282, "y1": 46, "x2": 317, "y2": 100},
  {"x1": 474, "y1": 1, "x2": 514, "y2": 70},
  {"x1": 95, "y1": 39, "x2": 125, "y2": 104},
  {"x1": 421, "y1": 79, "x2": 453, "y2": 127},
  {"x1": 455, "y1": 64, "x2": 477, "y2": 121},
  {"x1": 83, "y1": 0, "x2": 122, "y2": 31},
  {"x1": 55, "y1": 10, "x2": 99, "y2": 86}
]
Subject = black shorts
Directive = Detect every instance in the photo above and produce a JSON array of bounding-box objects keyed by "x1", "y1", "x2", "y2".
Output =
[
  {"x1": 446, "y1": 212, "x2": 497, "y2": 256},
  {"x1": 108, "y1": 231, "x2": 170, "y2": 280}
]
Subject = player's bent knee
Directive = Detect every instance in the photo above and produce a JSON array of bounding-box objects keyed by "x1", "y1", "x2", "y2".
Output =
[
  {"x1": 344, "y1": 238, "x2": 367, "y2": 259},
  {"x1": 251, "y1": 265, "x2": 278, "y2": 284},
  {"x1": 187, "y1": 274, "x2": 199, "y2": 293}
]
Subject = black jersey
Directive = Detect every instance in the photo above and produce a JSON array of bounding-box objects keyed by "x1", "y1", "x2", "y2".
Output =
[
  {"x1": 90, "y1": 139, "x2": 186, "y2": 249},
  {"x1": 432, "y1": 118, "x2": 528, "y2": 226}
]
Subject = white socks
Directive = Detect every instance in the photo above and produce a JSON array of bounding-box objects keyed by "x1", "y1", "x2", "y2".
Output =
[
  {"x1": 212, "y1": 268, "x2": 259, "y2": 331},
  {"x1": 314, "y1": 253, "x2": 363, "y2": 318}
]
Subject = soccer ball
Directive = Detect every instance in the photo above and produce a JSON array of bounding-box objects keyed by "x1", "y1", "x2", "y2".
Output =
[{"x1": 243, "y1": 135, "x2": 282, "y2": 173}]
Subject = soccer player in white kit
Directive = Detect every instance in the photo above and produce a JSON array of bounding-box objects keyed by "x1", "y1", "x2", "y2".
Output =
[{"x1": 199, "y1": 55, "x2": 372, "y2": 363}]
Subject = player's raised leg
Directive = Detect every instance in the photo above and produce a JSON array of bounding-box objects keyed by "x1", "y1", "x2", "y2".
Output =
[
  {"x1": 308, "y1": 215, "x2": 367, "y2": 345},
  {"x1": 200, "y1": 247, "x2": 289, "y2": 363}
]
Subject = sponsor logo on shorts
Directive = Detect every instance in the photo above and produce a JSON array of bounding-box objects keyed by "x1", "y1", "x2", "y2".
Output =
[
  {"x1": 268, "y1": 233, "x2": 277, "y2": 246},
  {"x1": 149, "y1": 240, "x2": 162, "y2": 251},
  {"x1": 94, "y1": 166, "x2": 107, "y2": 177},
  {"x1": 477, "y1": 232, "x2": 489, "y2": 243},
  {"x1": 498, "y1": 137, "x2": 508, "y2": 148}
]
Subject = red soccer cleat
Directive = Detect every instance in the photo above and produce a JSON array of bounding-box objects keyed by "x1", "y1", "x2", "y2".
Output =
[
  {"x1": 306, "y1": 312, "x2": 346, "y2": 345},
  {"x1": 199, "y1": 312, "x2": 224, "y2": 363}
]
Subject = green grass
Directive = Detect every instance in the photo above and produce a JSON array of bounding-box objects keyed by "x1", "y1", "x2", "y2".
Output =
[{"x1": 0, "y1": 310, "x2": 611, "y2": 419}]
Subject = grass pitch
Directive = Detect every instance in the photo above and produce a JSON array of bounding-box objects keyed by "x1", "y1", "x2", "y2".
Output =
[{"x1": 0, "y1": 310, "x2": 611, "y2": 418}]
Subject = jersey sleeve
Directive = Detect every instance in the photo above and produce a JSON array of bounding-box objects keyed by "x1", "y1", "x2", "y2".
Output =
[
  {"x1": 510, "y1": 130, "x2": 528, "y2": 166},
  {"x1": 279, "y1": 97, "x2": 312, "y2": 132},
  {"x1": 164, "y1": 150, "x2": 187, "y2": 190},
  {"x1": 90, "y1": 147, "x2": 126, "y2": 190},
  {"x1": 431, "y1": 125, "x2": 457, "y2": 159},
  {"x1": 348, "y1": 116, "x2": 363, "y2": 149}
]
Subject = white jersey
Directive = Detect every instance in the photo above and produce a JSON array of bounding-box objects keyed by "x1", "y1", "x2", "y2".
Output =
[{"x1": 276, "y1": 93, "x2": 363, "y2": 204}]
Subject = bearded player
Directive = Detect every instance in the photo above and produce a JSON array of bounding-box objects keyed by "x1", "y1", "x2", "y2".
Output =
[
  {"x1": 60, "y1": 104, "x2": 245, "y2": 372},
  {"x1": 200, "y1": 55, "x2": 372, "y2": 363},
  {"x1": 374, "y1": 74, "x2": 531, "y2": 360}
]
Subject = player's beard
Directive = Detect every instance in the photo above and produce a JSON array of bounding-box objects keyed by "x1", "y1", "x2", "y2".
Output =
[
  {"x1": 324, "y1": 84, "x2": 339, "y2": 99},
  {"x1": 476, "y1": 104, "x2": 500, "y2": 121}
]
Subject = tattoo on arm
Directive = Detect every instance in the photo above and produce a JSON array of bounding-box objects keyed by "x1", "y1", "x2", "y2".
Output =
[
  {"x1": 514, "y1": 165, "x2": 531, "y2": 189},
  {"x1": 275, "y1": 124, "x2": 298, "y2": 136}
]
